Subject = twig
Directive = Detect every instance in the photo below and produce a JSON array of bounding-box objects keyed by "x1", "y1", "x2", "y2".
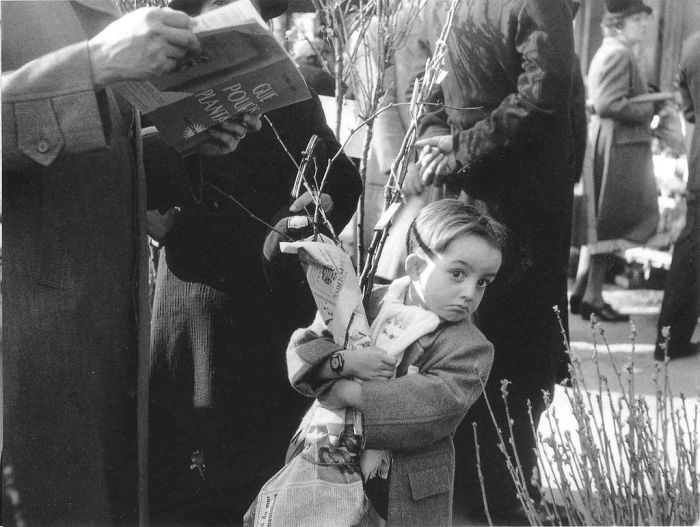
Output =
[
  {"x1": 206, "y1": 184, "x2": 294, "y2": 241},
  {"x1": 472, "y1": 423, "x2": 494, "y2": 527}
]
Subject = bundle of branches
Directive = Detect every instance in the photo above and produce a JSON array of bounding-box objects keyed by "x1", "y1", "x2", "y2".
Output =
[
  {"x1": 357, "y1": 0, "x2": 460, "y2": 300},
  {"x1": 310, "y1": 0, "x2": 426, "y2": 263},
  {"x1": 474, "y1": 311, "x2": 699, "y2": 526}
]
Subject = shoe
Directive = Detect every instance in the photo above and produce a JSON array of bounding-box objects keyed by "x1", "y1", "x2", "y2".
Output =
[
  {"x1": 580, "y1": 301, "x2": 630, "y2": 322},
  {"x1": 654, "y1": 341, "x2": 700, "y2": 361},
  {"x1": 569, "y1": 294, "x2": 582, "y2": 315}
]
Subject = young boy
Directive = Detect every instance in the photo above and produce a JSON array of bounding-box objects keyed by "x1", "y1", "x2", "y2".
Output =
[{"x1": 287, "y1": 199, "x2": 506, "y2": 526}]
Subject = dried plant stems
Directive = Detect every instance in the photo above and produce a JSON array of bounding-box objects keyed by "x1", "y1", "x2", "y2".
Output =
[
  {"x1": 312, "y1": 0, "x2": 426, "y2": 265},
  {"x1": 359, "y1": 0, "x2": 464, "y2": 299},
  {"x1": 472, "y1": 423, "x2": 494, "y2": 526},
  {"x1": 473, "y1": 308, "x2": 699, "y2": 526}
]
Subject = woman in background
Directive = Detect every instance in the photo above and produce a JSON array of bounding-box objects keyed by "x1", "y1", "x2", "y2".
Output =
[{"x1": 570, "y1": 0, "x2": 659, "y2": 322}]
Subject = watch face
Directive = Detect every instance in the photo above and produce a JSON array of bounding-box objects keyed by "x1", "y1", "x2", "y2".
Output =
[{"x1": 330, "y1": 353, "x2": 343, "y2": 373}]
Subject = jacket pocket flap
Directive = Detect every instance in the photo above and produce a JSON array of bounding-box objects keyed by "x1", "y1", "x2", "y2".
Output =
[{"x1": 408, "y1": 466, "x2": 451, "y2": 501}]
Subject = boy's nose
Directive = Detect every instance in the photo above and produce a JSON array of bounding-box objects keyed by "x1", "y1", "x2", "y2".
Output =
[{"x1": 461, "y1": 279, "x2": 478, "y2": 302}]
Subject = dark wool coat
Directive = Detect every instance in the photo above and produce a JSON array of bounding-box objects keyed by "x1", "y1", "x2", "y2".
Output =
[
  {"x1": 146, "y1": 92, "x2": 362, "y2": 523},
  {"x1": 415, "y1": 0, "x2": 587, "y2": 513},
  {"x1": 583, "y1": 36, "x2": 658, "y2": 253},
  {"x1": 2, "y1": 2, "x2": 144, "y2": 524},
  {"x1": 287, "y1": 285, "x2": 494, "y2": 527}
]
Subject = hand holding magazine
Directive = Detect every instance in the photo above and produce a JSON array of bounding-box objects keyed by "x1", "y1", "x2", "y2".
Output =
[{"x1": 116, "y1": 0, "x2": 310, "y2": 153}]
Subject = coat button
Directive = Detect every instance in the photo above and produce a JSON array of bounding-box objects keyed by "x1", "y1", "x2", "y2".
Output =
[{"x1": 37, "y1": 140, "x2": 49, "y2": 153}]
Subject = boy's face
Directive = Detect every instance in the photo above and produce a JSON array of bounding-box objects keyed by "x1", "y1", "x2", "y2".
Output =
[{"x1": 406, "y1": 234, "x2": 502, "y2": 323}]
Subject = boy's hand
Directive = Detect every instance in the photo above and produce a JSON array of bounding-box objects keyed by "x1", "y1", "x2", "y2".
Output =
[
  {"x1": 197, "y1": 113, "x2": 262, "y2": 156},
  {"x1": 319, "y1": 379, "x2": 362, "y2": 410},
  {"x1": 344, "y1": 348, "x2": 397, "y2": 381}
]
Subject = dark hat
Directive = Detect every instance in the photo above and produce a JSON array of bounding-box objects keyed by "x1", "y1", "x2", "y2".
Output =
[
  {"x1": 605, "y1": 0, "x2": 652, "y2": 17},
  {"x1": 169, "y1": 0, "x2": 288, "y2": 19}
]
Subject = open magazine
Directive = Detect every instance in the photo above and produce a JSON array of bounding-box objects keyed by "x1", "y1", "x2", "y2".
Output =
[{"x1": 115, "y1": 0, "x2": 310, "y2": 153}]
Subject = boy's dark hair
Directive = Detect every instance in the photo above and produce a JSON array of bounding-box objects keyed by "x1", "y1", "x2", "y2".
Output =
[{"x1": 406, "y1": 199, "x2": 508, "y2": 257}]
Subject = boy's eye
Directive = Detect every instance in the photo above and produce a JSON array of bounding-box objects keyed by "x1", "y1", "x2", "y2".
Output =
[
  {"x1": 450, "y1": 269, "x2": 466, "y2": 280},
  {"x1": 477, "y1": 278, "x2": 492, "y2": 289}
]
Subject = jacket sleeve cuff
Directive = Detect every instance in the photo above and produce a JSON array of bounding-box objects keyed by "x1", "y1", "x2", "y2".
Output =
[
  {"x1": 287, "y1": 322, "x2": 343, "y2": 397},
  {"x1": 4, "y1": 41, "x2": 109, "y2": 167}
]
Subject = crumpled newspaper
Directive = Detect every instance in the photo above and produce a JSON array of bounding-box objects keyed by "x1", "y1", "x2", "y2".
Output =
[
  {"x1": 245, "y1": 236, "x2": 374, "y2": 527},
  {"x1": 280, "y1": 236, "x2": 370, "y2": 470}
]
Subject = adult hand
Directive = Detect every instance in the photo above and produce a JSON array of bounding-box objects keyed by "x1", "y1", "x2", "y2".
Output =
[
  {"x1": 88, "y1": 7, "x2": 201, "y2": 88},
  {"x1": 414, "y1": 135, "x2": 458, "y2": 187},
  {"x1": 197, "y1": 113, "x2": 262, "y2": 156},
  {"x1": 343, "y1": 347, "x2": 397, "y2": 381},
  {"x1": 147, "y1": 207, "x2": 180, "y2": 242},
  {"x1": 401, "y1": 162, "x2": 424, "y2": 196},
  {"x1": 290, "y1": 192, "x2": 334, "y2": 214}
]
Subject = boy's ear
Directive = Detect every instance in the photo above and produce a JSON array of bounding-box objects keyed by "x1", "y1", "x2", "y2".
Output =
[{"x1": 405, "y1": 252, "x2": 428, "y2": 280}]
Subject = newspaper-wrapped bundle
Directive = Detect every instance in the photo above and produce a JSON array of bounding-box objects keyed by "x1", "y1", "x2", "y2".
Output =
[{"x1": 245, "y1": 237, "x2": 374, "y2": 527}]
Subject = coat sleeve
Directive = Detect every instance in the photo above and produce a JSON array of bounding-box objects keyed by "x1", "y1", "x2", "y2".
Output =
[
  {"x1": 2, "y1": 41, "x2": 111, "y2": 171},
  {"x1": 142, "y1": 127, "x2": 196, "y2": 213},
  {"x1": 286, "y1": 314, "x2": 344, "y2": 397},
  {"x1": 360, "y1": 326, "x2": 493, "y2": 451},
  {"x1": 286, "y1": 287, "x2": 386, "y2": 397},
  {"x1": 449, "y1": 0, "x2": 576, "y2": 172},
  {"x1": 304, "y1": 92, "x2": 362, "y2": 233},
  {"x1": 590, "y1": 47, "x2": 654, "y2": 125}
]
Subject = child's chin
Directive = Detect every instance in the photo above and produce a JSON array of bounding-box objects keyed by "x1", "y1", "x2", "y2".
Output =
[{"x1": 440, "y1": 311, "x2": 469, "y2": 323}]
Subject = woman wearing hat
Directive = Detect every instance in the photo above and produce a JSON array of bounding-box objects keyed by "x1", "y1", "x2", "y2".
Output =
[{"x1": 570, "y1": 0, "x2": 659, "y2": 321}]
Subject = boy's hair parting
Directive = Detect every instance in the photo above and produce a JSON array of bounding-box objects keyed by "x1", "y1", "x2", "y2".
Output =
[{"x1": 406, "y1": 199, "x2": 508, "y2": 257}]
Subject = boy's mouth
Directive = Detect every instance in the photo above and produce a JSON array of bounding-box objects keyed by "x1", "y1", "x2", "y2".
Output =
[{"x1": 446, "y1": 305, "x2": 469, "y2": 316}]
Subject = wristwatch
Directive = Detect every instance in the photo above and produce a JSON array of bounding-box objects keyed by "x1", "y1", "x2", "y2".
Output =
[{"x1": 329, "y1": 351, "x2": 344, "y2": 376}]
